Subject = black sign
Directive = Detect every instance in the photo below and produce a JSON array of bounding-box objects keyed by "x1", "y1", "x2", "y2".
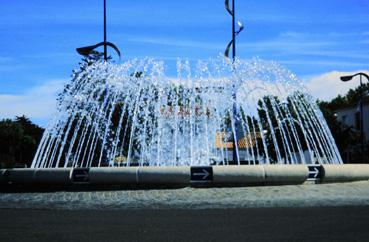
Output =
[
  {"x1": 191, "y1": 166, "x2": 213, "y2": 182},
  {"x1": 307, "y1": 164, "x2": 321, "y2": 180},
  {"x1": 72, "y1": 168, "x2": 90, "y2": 183}
]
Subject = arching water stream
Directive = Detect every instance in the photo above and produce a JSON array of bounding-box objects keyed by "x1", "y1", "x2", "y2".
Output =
[{"x1": 31, "y1": 57, "x2": 342, "y2": 168}]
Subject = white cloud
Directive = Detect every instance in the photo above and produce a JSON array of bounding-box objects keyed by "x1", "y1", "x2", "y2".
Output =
[
  {"x1": 304, "y1": 71, "x2": 369, "y2": 101},
  {"x1": 0, "y1": 80, "x2": 66, "y2": 122}
]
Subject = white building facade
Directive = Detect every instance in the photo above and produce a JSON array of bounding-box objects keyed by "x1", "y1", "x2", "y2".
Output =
[{"x1": 335, "y1": 98, "x2": 369, "y2": 141}]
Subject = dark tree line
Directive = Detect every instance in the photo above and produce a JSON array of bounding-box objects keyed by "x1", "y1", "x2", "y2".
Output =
[
  {"x1": 0, "y1": 116, "x2": 44, "y2": 168},
  {"x1": 318, "y1": 82, "x2": 369, "y2": 163}
]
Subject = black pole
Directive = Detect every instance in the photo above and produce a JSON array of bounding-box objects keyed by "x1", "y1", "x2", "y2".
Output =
[
  {"x1": 76, "y1": 0, "x2": 121, "y2": 60},
  {"x1": 360, "y1": 75, "x2": 364, "y2": 163},
  {"x1": 340, "y1": 73, "x2": 369, "y2": 163},
  {"x1": 225, "y1": 0, "x2": 244, "y2": 164},
  {"x1": 231, "y1": 0, "x2": 238, "y2": 165},
  {"x1": 103, "y1": 0, "x2": 107, "y2": 61},
  {"x1": 232, "y1": 0, "x2": 236, "y2": 61}
]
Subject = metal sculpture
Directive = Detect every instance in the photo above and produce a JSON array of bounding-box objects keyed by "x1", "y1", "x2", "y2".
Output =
[
  {"x1": 225, "y1": 0, "x2": 244, "y2": 60},
  {"x1": 225, "y1": 0, "x2": 244, "y2": 164},
  {"x1": 76, "y1": 0, "x2": 121, "y2": 61}
]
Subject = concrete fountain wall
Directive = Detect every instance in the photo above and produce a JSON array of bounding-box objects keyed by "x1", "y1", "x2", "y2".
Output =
[{"x1": 1, "y1": 164, "x2": 369, "y2": 188}]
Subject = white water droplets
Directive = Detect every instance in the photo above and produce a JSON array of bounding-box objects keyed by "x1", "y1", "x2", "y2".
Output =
[{"x1": 31, "y1": 57, "x2": 342, "y2": 168}]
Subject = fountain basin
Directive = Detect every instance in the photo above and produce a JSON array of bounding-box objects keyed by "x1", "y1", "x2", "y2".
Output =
[
  {"x1": 0, "y1": 169, "x2": 8, "y2": 184},
  {"x1": 6, "y1": 168, "x2": 71, "y2": 185},
  {"x1": 264, "y1": 165, "x2": 308, "y2": 185},
  {"x1": 88, "y1": 166, "x2": 190, "y2": 185},
  {"x1": 322, "y1": 164, "x2": 369, "y2": 183},
  {"x1": 212, "y1": 166, "x2": 265, "y2": 184},
  {"x1": 2, "y1": 165, "x2": 369, "y2": 188},
  {"x1": 88, "y1": 167, "x2": 138, "y2": 185}
]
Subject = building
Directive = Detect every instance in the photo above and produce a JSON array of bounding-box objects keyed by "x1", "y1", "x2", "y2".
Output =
[{"x1": 334, "y1": 97, "x2": 369, "y2": 141}]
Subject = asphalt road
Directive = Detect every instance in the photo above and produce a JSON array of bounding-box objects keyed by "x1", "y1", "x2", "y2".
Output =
[{"x1": 1, "y1": 206, "x2": 369, "y2": 242}]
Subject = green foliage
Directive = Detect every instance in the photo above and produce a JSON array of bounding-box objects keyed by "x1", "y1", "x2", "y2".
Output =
[
  {"x1": 318, "y1": 82, "x2": 369, "y2": 111},
  {"x1": 317, "y1": 82, "x2": 369, "y2": 163},
  {"x1": 319, "y1": 102, "x2": 360, "y2": 153},
  {"x1": 0, "y1": 116, "x2": 44, "y2": 168}
]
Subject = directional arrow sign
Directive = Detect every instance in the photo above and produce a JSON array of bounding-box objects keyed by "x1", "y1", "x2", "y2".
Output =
[
  {"x1": 191, "y1": 166, "x2": 213, "y2": 182},
  {"x1": 72, "y1": 168, "x2": 90, "y2": 184},
  {"x1": 307, "y1": 164, "x2": 321, "y2": 181}
]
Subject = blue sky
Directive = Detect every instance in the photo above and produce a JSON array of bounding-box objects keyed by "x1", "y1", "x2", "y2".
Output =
[{"x1": 1, "y1": 0, "x2": 369, "y2": 126}]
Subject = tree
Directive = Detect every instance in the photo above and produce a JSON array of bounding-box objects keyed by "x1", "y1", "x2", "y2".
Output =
[
  {"x1": 317, "y1": 82, "x2": 369, "y2": 163},
  {"x1": 0, "y1": 116, "x2": 44, "y2": 168}
]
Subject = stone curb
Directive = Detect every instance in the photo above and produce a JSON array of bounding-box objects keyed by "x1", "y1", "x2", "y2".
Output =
[
  {"x1": 321, "y1": 164, "x2": 369, "y2": 183},
  {"x1": 1, "y1": 164, "x2": 368, "y2": 187}
]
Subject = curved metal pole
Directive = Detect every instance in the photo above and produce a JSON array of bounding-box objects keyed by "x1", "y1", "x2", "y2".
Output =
[
  {"x1": 354, "y1": 72, "x2": 369, "y2": 81},
  {"x1": 76, "y1": 0, "x2": 121, "y2": 61},
  {"x1": 356, "y1": 73, "x2": 369, "y2": 163},
  {"x1": 340, "y1": 72, "x2": 369, "y2": 163},
  {"x1": 360, "y1": 75, "x2": 364, "y2": 163},
  {"x1": 104, "y1": 0, "x2": 107, "y2": 61},
  {"x1": 225, "y1": 0, "x2": 245, "y2": 164},
  {"x1": 76, "y1": 41, "x2": 121, "y2": 59},
  {"x1": 224, "y1": 0, "x2": 244, "y2": 60},
  {"x1": 232, "y1": 0, "x2": 236, "y2": 62}
]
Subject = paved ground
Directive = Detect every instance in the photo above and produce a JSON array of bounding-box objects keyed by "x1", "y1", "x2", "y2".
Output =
[
  {"x1": 1, "y1": 207, "x2": 369, "y2": 242},
  {"x1": 1, "y1": 181, "x2": 369, "y2": 209},
  {"x1": 1, "y1": 181, "x2": 369, "y2": 241}
]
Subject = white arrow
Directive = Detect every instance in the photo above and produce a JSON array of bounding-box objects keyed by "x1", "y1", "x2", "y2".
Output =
[
  {"x1": 193, "y1": 169, "x2": 210, "y2": 180},
  {"x1": 310, "y1": 167, "x2": 319, "y2": 178},
  {"x1": 75, "y1": 170, "x2": 89, "y2": 181}
]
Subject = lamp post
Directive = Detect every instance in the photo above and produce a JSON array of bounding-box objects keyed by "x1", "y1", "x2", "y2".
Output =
[
  {"x1": 103, "y1": 0, "x2": 107, "y2": 61},
  {"x1": 340, "y1": 72, "x2": 369, "y2": 163},
  {"x1": 76, "y1": 0, "x2": 121, "y2": 61},
  {"x1": 225, "y1": 0, "x2": 244, "y2": 165}
]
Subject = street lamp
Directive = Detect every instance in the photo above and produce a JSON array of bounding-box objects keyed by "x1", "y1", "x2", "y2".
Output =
[
  {"x1": 76, "y1": 0, "x2": 121, "y2": 61},
  {"x1": 340, "y1": 72, "x2": 369, "y2": 163},
  {"x1": 225, "y1": 0, "x2": 244, "y2": 165}
]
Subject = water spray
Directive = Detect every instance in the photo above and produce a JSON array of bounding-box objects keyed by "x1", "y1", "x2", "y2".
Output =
[{"x1": 225, "y1": 0, "x2": 244, "y2": 164}]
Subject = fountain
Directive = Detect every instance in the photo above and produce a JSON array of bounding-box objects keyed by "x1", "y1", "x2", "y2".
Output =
[
  {"x1": 30, "y1": 0, "x2": 342, "y2": 169},
  {"x1": 31, "y1": 56, "x2": 342, "y2": 168}
]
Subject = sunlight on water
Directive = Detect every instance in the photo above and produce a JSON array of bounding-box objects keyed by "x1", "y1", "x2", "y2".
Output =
[{"x1": 31, "y1": 57, "x2": 342, "y2": 168}]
